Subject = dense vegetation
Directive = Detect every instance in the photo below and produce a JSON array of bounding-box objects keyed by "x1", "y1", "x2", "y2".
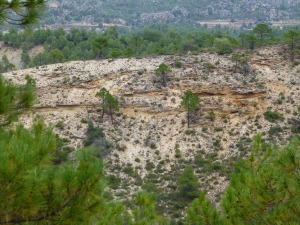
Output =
[
  {"x1": 1, "y1": 23, "x2": 300, "y2": 71},
  {"x1": 44, "y1": 0, "x2": 300, "y2": 26}
]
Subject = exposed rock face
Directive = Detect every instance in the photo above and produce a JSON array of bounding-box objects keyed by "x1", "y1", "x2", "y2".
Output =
[
  {"x1": 45, "y1": 0, "x2": 300, "y2": 27},
  {"x1": 4, "y1": 46, "x2": 300, "y2": 206}
]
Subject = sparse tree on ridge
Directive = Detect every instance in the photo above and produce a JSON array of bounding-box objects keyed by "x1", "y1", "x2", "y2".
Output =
[
  {"x1": 231, "y1": 53, "x2": 242, "y2": 72},
  {"x1": 93, "y1": 36, "x2": 109, "y2": 58},
  {"x1": 253, "y1": 23, "x2": 272, "y2": 44},
  {"x1": 238, "y1": 33, "x2": 247, "y2": 48},
  {"x1": 155, "y1": 63, "x2": 172, "y2": 87},
  {"x1": 283, "y1": 29, "x2": 300, "y2": 61},
  {"x1": 96, "y1": 88, "x2": 119, "y2": 123},
  {"x1": 246, "y1": 33, "x2": 258, "y2": 50},
  {"x1": 181, "y1": 90, "x2": 200, "y2": 128},
  {"x1": 96, "y1": 87, "x2": 109, "y2": 118}
]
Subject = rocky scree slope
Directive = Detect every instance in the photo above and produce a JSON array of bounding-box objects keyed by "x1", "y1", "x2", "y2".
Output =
[{"x1": 4, "y1": 46, "x2": 300, "y2": 213}]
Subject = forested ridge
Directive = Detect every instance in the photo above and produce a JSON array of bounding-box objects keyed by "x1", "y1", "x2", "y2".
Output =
[
  {"x1": 45, "y1": 0, "x2": 300, "y2": 26},
  {"x1": 1, "y1": 23, "x2": 300, "y2": 71}
]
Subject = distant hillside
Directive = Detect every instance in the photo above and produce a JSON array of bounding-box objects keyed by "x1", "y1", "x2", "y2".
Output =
[
  {"x1": 44, "y1": 0, "x2": 300, "y2": 27},
  {"x1": 4, "y1": 45, "x2": 300, "y2": 218}
]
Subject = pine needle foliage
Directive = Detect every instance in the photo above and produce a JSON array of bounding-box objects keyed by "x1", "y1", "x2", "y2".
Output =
[
  {"x1": 185, "y1": 192, "x2": 223, "y2": 225},
  {"x1": 0, "y1": 74, "x2": 35, "y2": 126},
  {"x1": 181, "y1": 90, "x2": 200, "y2": 128},
  {"x1": 221, "y1": 135, "x2": 300, "y2": 224},
  {"x1": 0, "y1": 0, "x2": 46, "y2": 26},
  {"x1": 177, "y1": 165, "x2": 199, "y2": 201},
  {"x1": 95, "y1": 88, "x2": 119, "y2": 123},
  {"x1": 0, "y1": 122, "x2": 106, "y2": 224},
  {"x1": 155, "y1": 63, "x2": 172, "y2": 87},
  {"x1": 185, "y1": 135, "x2": 300, "y2": 225},
  {"x1": 132, "y1": 192, "x2": 170, "y2": 225}
]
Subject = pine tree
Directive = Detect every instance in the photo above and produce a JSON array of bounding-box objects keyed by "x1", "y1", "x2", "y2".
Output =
[
  {"x1": 246, "y1": 33, "x2": 258, "y2": 50},
  {"x1": 96, "y1": 87, "x2": 109, "y2": 118},
  {"x1": 177, "y1": 165, "x2": 199, "y2": 201},
  {"x1": 231, "y1": 53, "x2": 242, "y2": 72},
  {"x1": 0, "y1": 74, "x2": 35, "y2": 126},
  {"x1": 93, "y1": 36, "x2": 109, "y2": 57},
  {"x1": 181, "y1": 90, "x2": 200, "y2": 128},
  {"x1": 221, "y1": 135, "x2": 300, "y2": 224},
  {"x1": 0, "y1": 122, "x2": 106, "y2": 224},
  {"x1": 97, "y1": 202, "x2": 131, "y2": 225},
  {"x1": 95, "y1": 88, "x2": 119, "y2": 123},
  {"x1": 185, "y1": 192, "x2": 223, "y2": 225},
  {"x1": 0, "y1": 0, "x2": 46, "y2": 25},
  {"x1": 155, "y1": 63, "x2": 172, "y2": 87},
  {"x1": 253, "y1": 23, "x2": 272, "y2": 44},
  {"x1": 132, "y1": 192, "x2": 170, "y2": 225},
  {"x1": 184, "y1": 136, "x2": 300, "y2": 225},
  {"x1": 0, "y1": 75, "x2": 107, "y2": 225},
  {"x1": 283, "y1": 29, "x2": 300, "y2": 62}
]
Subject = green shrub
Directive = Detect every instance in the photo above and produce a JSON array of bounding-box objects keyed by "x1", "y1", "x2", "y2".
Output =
[
  {"x1": 174, "y1": 60, "x2": 183, "y2": 68},
  {"x1": 145, "y1": 161, "x2": 156, "y2": 171},
  {"x1": 175, "y1": 148, "x2": 181, "y2": 158},
  {"x1": 214, "y1": 38, "x2": 233, "y2": 55},
  {"x1": 268, "y1": 126, "x2": 283, "y2": 136},
  {"x1": 55, "y1": 121, "x2": 64, "y2": 130},
  {"x1": 185, "y1": 130, "x2": 196, "y2": 136},
  {"x1": 263, "y1": 110, "x2": 282, "y2": 122},
  {"x1": 83, "y1": 122, "x2": 105, "y2": 147},
  {"x1": 107, "y1": 175, "x2": 121, "y2": 190}
]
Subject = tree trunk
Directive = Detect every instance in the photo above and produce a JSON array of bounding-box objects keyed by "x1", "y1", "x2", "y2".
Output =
[
  {"x1": 162, "y1": 74, "x2": 166, "y2": 87},
  {"x1": 291, "y1": 43, "x2": 295, "y2": 62},
  {"x1": 102, "y1": 98, "x2": 105, "y2": 118},
  {"x1": 235, "y1": 61, "x2": 238, "y2": 72},
  {"x1": 110, "y1": 106, "x2": 113, "y2": 124},
  {"x1": 187, "y1": 110, "x2": 190, "y2": 128}
]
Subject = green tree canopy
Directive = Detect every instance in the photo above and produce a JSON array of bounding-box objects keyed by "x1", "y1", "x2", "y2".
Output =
[
  {"x1": 155, "y1": 63, "x2": 172, "y2": 87},
  {"x1": 185, "y1": 136, "x2": 300, "y2": 225},
  {"x1": 283, "y1": 29, "x2": 300, "y2": 61},
  {"x1": 96, "y1": 88, "x2": 119, "y2": 123},
  {"x1": 0, "y1": 122, "x2": 105, "y2": 224},
  {"x1": 185, "y1": 192, "x2": 223, "y2": 225},
  {"x1": 0, "y1": 75, "x2": 35, "y2": 126},
  {"x1": 214, "y1": 38, "x2": 233, "y2": 55},
  {"x1": 48, "y1": 48, "x2": 65, "y2": 64},
  {"x1": 177, "y1": 165, "x2": 199, "y2": 201},
  {"x1": 246, "y1": 33, "x2": 258, "y2": 50},
  {"x1": 93, "y1": 36, "x2": 109, "y2": 57},
  {"x1": 253, "y1": 23, "x2": 272, "y2": 43},
  {"x1": 181, "y1": 90, "x2": 200, "y2": 128},
  {"x1": 132, "y1": 192, "x2": 170, "y2": 225},
  {"x1": 221, "y1": 135, "x2": 300, "y2": 224}
]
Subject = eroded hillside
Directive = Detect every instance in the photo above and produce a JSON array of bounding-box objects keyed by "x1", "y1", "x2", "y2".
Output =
[{"x1": 4, "y1": 46, "x2": 300, "y2": 215}]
